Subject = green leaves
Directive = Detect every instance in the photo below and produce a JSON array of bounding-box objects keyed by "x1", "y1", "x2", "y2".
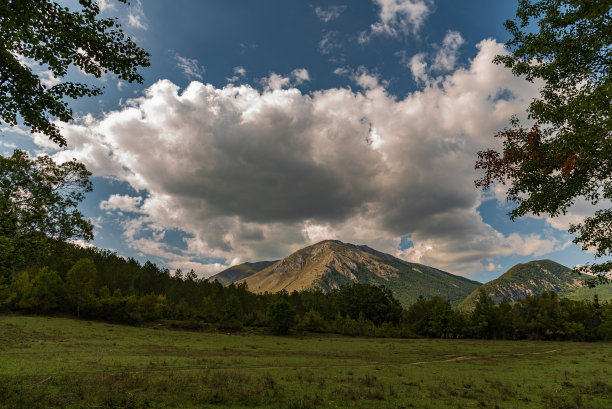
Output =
[
  {"x1": 0, "y1": 0, "x2": 150, "y2": 146},
  {"x1": 0, "y1": 150, "x2": 93, "y2": 274},
  {"x1": 477, "y1": 0, "x2": 612, "y2": 276}
]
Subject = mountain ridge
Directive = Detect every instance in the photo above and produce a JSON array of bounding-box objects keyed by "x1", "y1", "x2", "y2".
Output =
[
  {"x1": 458, "y1": 259, "x2": 585, "y2": 309},
  {"x1": 234, "y1": 240, "x2": 480, "y2": 306},
  {"x1": 208, "y1": 260, "x2": 278, "y2": 286}
]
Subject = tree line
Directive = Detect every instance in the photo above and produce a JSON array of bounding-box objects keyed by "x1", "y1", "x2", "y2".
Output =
[{"x1": 1, "y1": 242, "x2": 610, "y2": 341}]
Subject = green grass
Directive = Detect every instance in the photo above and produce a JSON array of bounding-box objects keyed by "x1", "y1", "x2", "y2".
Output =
[{"x1": 1, "y1": 315, "x2": 611, "y2": 408}]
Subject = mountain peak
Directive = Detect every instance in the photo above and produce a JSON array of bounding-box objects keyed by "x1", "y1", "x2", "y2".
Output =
[
  {"x1": 238, "y1": 240, "x2": 479, "y2": 306},
  {"x1": 458, "y1": 259, "x2": 582, "y2": 309}
]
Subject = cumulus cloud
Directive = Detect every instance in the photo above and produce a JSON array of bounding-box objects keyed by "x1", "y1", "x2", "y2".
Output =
[
  {"x1": 291, "y1": 68, "x2": 311, "y2": 84},
  {"x1": 260, "y1": 70, "x2": 310, "y2": 90},
  {"x1": 172, "y1": 52, "x2": 206, "y2": 80},
  {"x1": 48, "y1": 40, "x2": 551, "y2": 277},
  {"x1": 369, "y1": 0, "x2": 433, "y2": 39},
  {"x1": 398, "y1": 31, "x2": 464, "y2": 84},
  {"x1": 313, "y1": 5, "x2": 347, "y2": 22},
  {"x1": 227, "y1": 66, "x2": 247, "y2": 83},
  {"x1": 100, "y1": 194, "x2": 143, "y2": 214}
]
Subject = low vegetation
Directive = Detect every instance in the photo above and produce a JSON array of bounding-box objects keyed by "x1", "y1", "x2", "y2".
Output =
[{"x1": 1, "y1": 315, "x2": 611, "y2": 409}]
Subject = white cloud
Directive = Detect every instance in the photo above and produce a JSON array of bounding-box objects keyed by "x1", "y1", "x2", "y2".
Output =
[
  {"x1": 49, "y1": 40, "x2": 549, "y2": 277},
  {"x1": 370, "y1": 0, "x2": 433, "y2": 38},
  {"x1": 409, "y1": 53, "x2": 427, "y2": 83},
  {"x1": 70, "y1": 239, "x2": 100, "y2": 250},
  {"x1": 173, "y1": 52, "x2": 206, "y2": 81},
  {"x1": 227, "y1": 67, "x2": 247, "y2": 83},
  {"x1": 302, "y1": 222, "x2": 335, "y2": 243},
  {"x1": 319, "y1": 31, "x2": 343, "y2": 55},
  {"x1": 358, "y1": 30, "x2": 371, "y2": 45},
  {"x1": 352, "y1": 66, "x2": 383, "y2": 89},
  {"x1": 397, "y1": 229, "x2": 569, "y2": 275},
  {"x1": 0, "y1": 140, "x2": 17, "y2": 149},
  {"x1": 96, "y1": 0, "x2": 115, "y2": 12},
  {"x1": 234, "y1": 66, "x2": 247, "y2": 77},
  {"x1": 127, "y1": 0, "x2": 148, "y2": 30},
  {"x1": 333, "y1": 67, "x2": 350, "y2": 76},
  {"x1": 260, "y1": 69, "x2": 310, "y2": 90},
  {"x1": 433, "y1": 31, "x2": 464, "y2": 71},
  {"x1": 291, "y1": 68, "x2": 311, "y2": 84},
  {"x1": 167, "y1": 260, "x2": 229, "y2": 278},
  {"x1": 39, "y1": 70, "x2": 60, "y2": 88},
  {"x1": 100, "y1": 194, "x2": 143, "y2": 213},
  {"x1": 397, "y1": 31, "x2": 464, "y2": 84},
  {"x1": 261, "y1": 73, "x2": 291, "y2": 90},
  {"x1": 313, "y1": 5, "x2": 347, "y2": 22}
]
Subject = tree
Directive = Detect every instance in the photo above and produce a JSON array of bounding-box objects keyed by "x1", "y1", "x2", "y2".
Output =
[
  {"x1": 267, "y1": 298, "x2": 295, "y2": 335},
  {"x1": 475, "y1": 1, "x2": 612, "y2": 277},
  {"x1": 333, "y1": 283, "x2": 403, "y2": 326},
  {"x1": 0, "y1": 0, "x2": 150, "y2": 146},
  {"x1": 0, "y1": 150, "x2": 92, "y2": 276},
  {"x1": 65, "y1": 258, "x2": 97, "y2": 318},
  {"x1": 30, "y1": 266, "x2": 66, "y2": 313}
]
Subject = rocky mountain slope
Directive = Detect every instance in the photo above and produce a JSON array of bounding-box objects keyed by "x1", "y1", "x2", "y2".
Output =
[
  {"x1": 209, "y1": 260, "x2": 278, "y2": 286},
  {"x1": 237, "y1": 240, "x2": 480, "y2": 306},
  {"x1": 458, "y1": 259, "x2": 585, "y2": 309}
]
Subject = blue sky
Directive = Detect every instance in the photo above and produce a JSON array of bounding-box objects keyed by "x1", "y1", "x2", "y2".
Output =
[{"x1": 2, "y1": 0, "x2": 601, "y2": 282}]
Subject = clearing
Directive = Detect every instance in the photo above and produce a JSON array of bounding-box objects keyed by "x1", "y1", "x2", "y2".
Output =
[{"x1": 0, "y1": 315, "x2": 610, "y2": 408}]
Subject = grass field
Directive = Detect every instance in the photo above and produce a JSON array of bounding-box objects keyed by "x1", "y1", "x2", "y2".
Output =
[{"x1": 1, "y1": 315, "x2": 611, "y2": 408}]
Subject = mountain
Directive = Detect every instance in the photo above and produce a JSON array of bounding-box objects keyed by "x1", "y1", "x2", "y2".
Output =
[
  {"x1": 559, "y1": 283, "x2": 612, "y2": 302},
  {"x1": 209, "y1": 260, "x2": 278, "y2": 286},
  {"x1": 238, "y1": 240, "x2": 480, "y2": 306},
  {"x1": 458, "y1": 259, "x2": 585, "y2": 309}
]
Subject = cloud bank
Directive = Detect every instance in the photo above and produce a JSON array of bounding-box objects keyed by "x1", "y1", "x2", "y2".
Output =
[{"x1": 49, "y1": 40, "x2": 565, "y2": 277}]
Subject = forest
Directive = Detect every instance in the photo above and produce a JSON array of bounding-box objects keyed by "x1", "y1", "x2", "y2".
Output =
[{"x1": 2, "y1": 241, "x2": 611, "y2": 342}]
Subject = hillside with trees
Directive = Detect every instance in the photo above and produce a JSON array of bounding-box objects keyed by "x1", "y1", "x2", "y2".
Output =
[
  {"x1": 458, "y1": 260, "x2": 585, "y2": 309},
  {"x1": 1, "y1": 242, "x2": 611, "y2": 341}
]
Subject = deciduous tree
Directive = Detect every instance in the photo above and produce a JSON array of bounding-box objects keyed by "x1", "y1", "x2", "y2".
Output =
[
  {"x1": 475, "y1": 0, "x2": 612, "y2": 277},
  {"x1": 0, "y1": 150, "x2": 92, "y2": 276},
  {"x1": 0, "y1": 0, "x2": 150, "y2": 146},
  {"x1": 65, "y1": 258, "x2": 97, "y2": 318}
]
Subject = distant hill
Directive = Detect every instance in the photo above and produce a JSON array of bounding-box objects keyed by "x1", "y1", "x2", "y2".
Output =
[
  {"x1": 559, "y1": 283, "x2": 612, "y2": 302},
  {"x1": 238, "y1": 240, "x2": 480, "y2": 306},
  {"x1": 209, "y1": 260, "x2": 278, "y2": 286},
  {"x1": 458, "y1": 259, "x2": 585, "y2": 309}
]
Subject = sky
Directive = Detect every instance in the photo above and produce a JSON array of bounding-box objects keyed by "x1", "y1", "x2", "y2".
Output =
[{"x1": 2, "y1": 0, "x2": 603, "y2": 282}]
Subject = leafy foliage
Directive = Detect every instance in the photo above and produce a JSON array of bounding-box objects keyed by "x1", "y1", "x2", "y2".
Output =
[
  {"x1": 65, "y1": 258, "x2": 97, "y2": 317},
  {"x1": 267, "y1": 298, "x2": 295, "y2": 335},
  {"x1": 0, "y1": 150, "x2": 92, "y2": 276},
  {"x1": 475, "y1": 0, "x2": 612, "y2": 275},
  {"x1": 333, "y1": 283, "x2": 403, "y2": 326},
  {"x1": 0, "y1": 0, "x2": 150, "y2": 146}
]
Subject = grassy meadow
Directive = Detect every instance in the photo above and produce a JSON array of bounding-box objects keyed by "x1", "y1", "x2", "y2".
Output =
[{"x1": 1, "y1": 315, "x2": 611, "y2": 409}]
